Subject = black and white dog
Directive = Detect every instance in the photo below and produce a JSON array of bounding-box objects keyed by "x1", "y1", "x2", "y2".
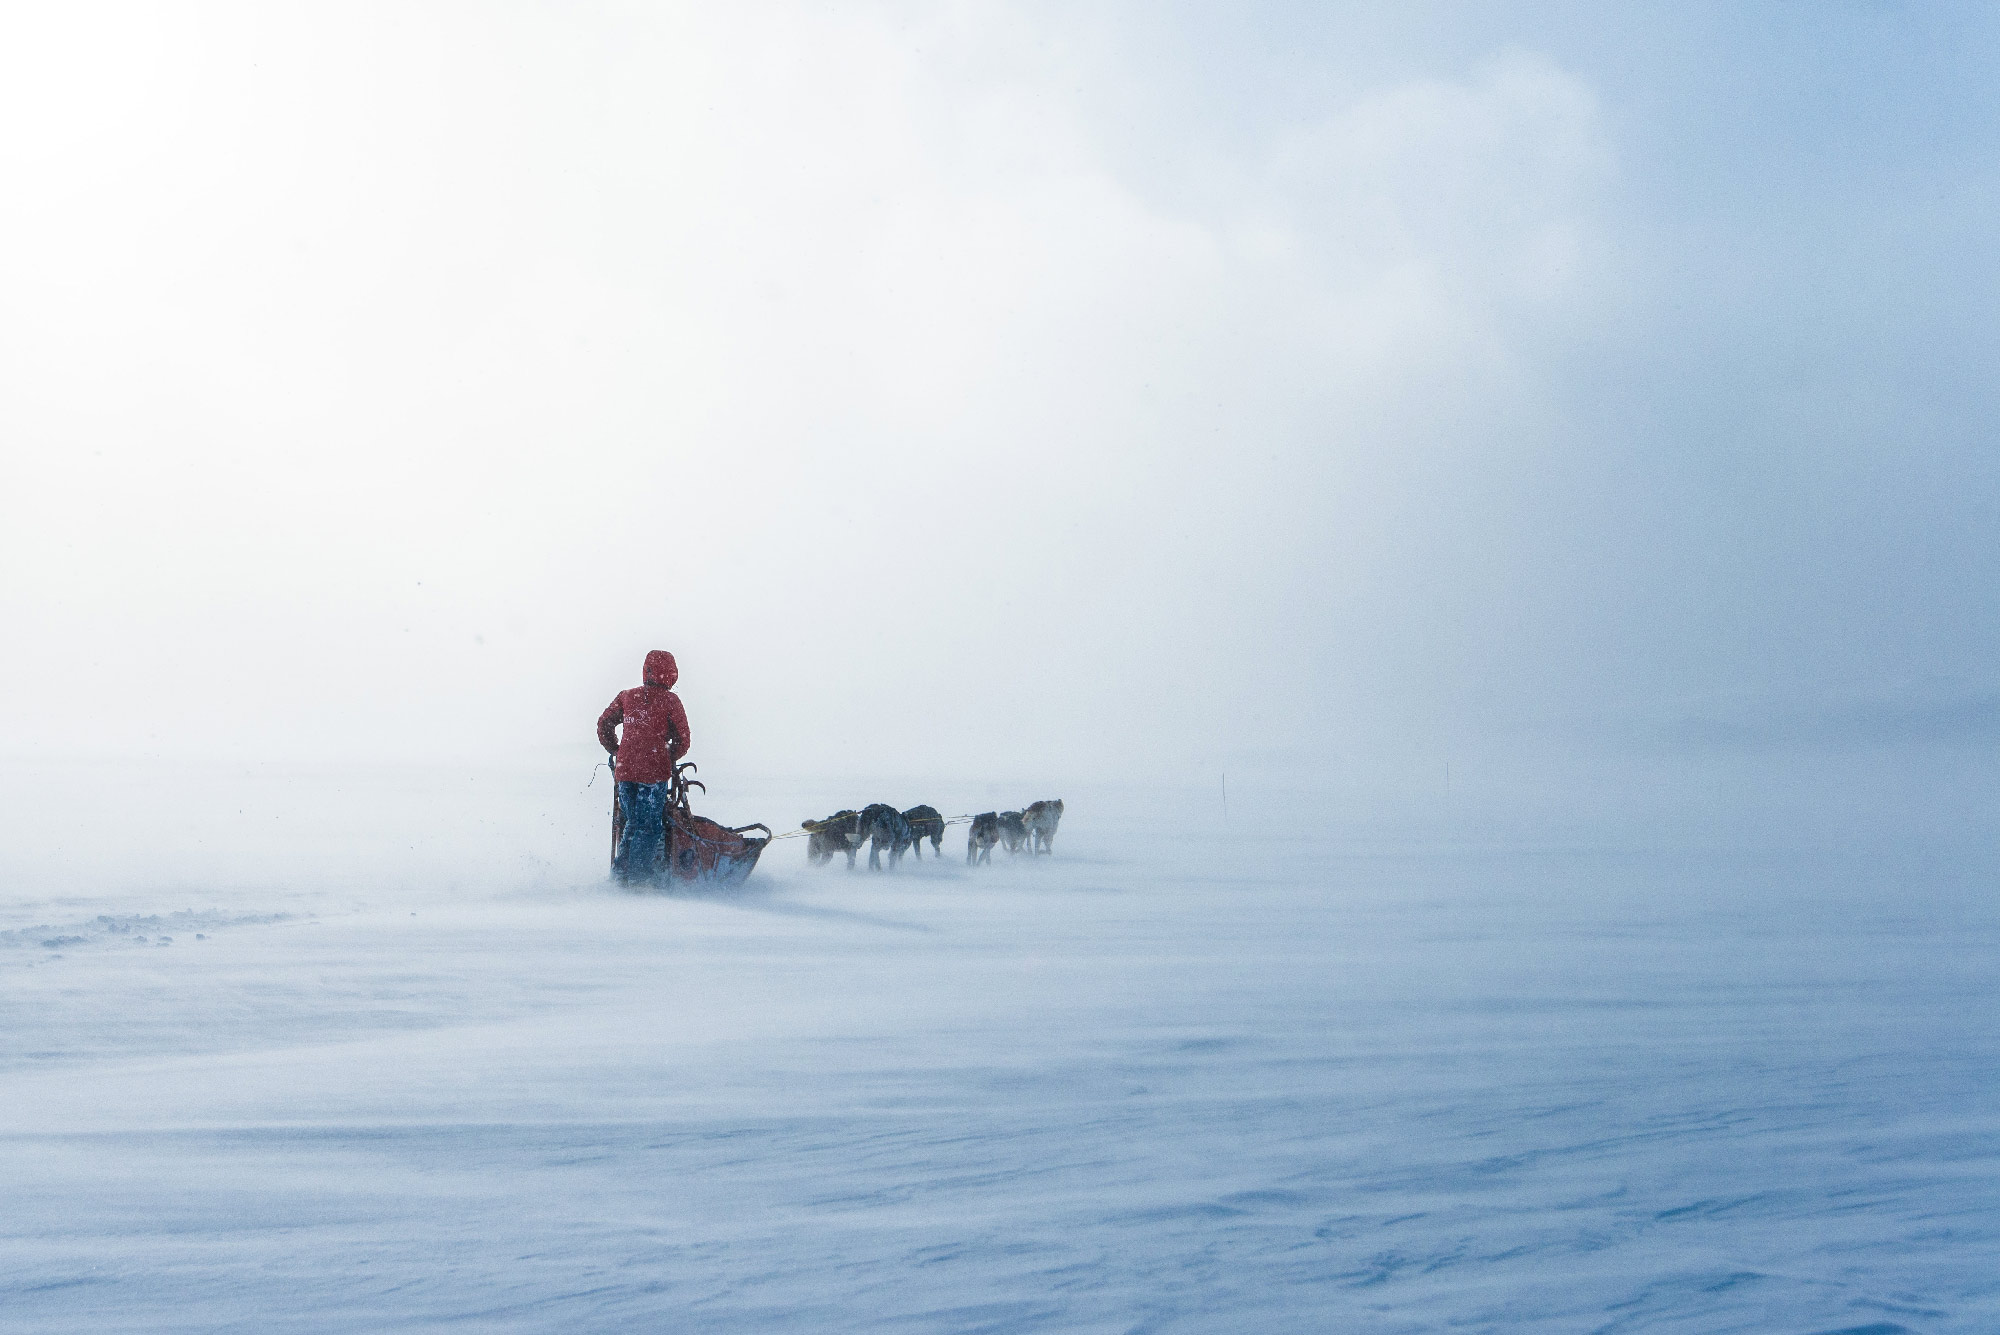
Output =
[
  {"x1": 967, "y1": 812, "x2": 1000, "y2": 865},
  {"x1": 855, "y1": 803, "x2": 913, "y2": 870},
  {"x1": 803, "y1": 810, "x2": 861, "y2": 869},
  {"x1": 902, "y1": 805, "x2": 945, "y2": 859},
  {"x1": 997, "y1": 810, "x2": 1029, "y2": 856},
  {"x1": 1023, "y1": 799, "x2": 1064, "y2": 854}
]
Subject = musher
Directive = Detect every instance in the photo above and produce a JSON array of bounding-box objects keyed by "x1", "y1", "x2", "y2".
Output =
[{"x1": 598, "y1": 650, "x2": 691, "y2": 883}]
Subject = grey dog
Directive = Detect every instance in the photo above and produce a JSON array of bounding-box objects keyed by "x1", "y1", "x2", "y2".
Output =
[
  {"x1": 902, "y1": 805, "x2": 945, "y2": 858},
  {"x1": 1022, "y1": 799, "x2": 1064, "y2": 854},
  {"x1": 855, "y1": 803, "x2": 913, "y2": 870}
]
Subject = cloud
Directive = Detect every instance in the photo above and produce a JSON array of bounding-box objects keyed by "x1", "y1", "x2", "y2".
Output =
[
  {"x1": 2, "y1": 4, "x2": 1613, "y2": 779},
  {"x1": 1660, "y1": 691, "x2": 2000, "y2": 752}
]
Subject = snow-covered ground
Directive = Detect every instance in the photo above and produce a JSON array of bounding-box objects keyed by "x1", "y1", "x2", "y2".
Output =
[{"x1": 2, "y1": 762, "x2": 1996, "y2": 1332}]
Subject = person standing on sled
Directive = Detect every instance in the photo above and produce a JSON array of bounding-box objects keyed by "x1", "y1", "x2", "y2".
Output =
[{"x1": 598, "y1": 650, "x2": 691, "y2": 884}]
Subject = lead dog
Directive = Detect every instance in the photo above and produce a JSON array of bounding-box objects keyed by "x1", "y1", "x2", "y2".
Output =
[
  {"x1": 802, "y1": 810, "x2": 861, "y2": 869},
  {"x1": 967, "y1": 812, "x2": 1000, "y2": 865},
  {"x1": 855, "y1": 803, "x2": 913, "y2": 870},
  {"x1": 902, "y1": 805, "x2": 944, "y2": 859},
  {"x1": 997, "y1": 810, "x2": 1029, "y2": 856},
  {"x1": 1023, "y1": 799, "x2": 1064, "y2": 854}
]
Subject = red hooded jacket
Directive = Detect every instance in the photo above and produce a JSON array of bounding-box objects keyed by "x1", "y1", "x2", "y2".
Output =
[{"x1": 597, "y1": 650, "x2": 691, "y2": 784}]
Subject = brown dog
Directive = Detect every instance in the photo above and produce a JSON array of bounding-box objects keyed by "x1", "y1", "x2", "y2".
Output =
[
  {"x1": 967, "y1": 812, "x2": 1000, "y2": 865},
  {"x1": 803, "y1": 810, "x2": 861, "y2": 869}
]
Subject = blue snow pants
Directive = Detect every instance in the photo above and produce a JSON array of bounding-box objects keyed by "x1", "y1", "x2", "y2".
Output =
[{"x1": 614, "y1": 781, "x2": 672, "y2": 883}]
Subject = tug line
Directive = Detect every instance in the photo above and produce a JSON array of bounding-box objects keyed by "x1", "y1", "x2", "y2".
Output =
[{"x1": 767, "y1": 813, "x2": 978, "y2": 842}]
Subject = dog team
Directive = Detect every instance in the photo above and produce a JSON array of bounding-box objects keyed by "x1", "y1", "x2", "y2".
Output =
[{"x1": 801, "y1": 799, "x2": 1064, "y2": 870}]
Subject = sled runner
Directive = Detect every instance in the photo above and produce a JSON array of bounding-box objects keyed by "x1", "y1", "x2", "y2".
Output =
[{"x1": 612, "y1": 762, "x2": 771, "y2": 886}]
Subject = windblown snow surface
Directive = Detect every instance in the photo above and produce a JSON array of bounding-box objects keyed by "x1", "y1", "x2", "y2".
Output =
[{"x1": 1, "y1": 760, "x2": 1996, "y2": 1332}]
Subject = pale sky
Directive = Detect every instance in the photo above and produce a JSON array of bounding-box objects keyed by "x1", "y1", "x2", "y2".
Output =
[{"x1": 4, "y1": 1, "x2": 1996, "y2": 787}]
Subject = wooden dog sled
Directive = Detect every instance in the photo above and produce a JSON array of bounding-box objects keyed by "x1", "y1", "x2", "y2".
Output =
[{"x1": 611, "y1": 762, "x2": 772, "y2": 886}]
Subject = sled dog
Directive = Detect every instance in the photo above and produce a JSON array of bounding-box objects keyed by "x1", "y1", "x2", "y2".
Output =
[
  {"x1": 855, "y1": 803, "x2": 913, "y2": 870},
  {"x1": 997, "y1": 810, "x2": 1030, "y2": 856},
  {"x1": 803, "y1": 810, "x2": 861, "y2": 869},
  {"x1": 967, "y1": 812, "x2": 1000, "y2": 865},
  {"x1": 1023, "y1": 799, "x2": 1064, "y2": 854},
  {"x1": 902, "y1": 805, "x2": 945, "y2": 859}
]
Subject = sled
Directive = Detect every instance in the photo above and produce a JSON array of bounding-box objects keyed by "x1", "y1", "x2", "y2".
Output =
[{"x1": 611, "y1": 762, "x2": 772, "y2": 887}]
